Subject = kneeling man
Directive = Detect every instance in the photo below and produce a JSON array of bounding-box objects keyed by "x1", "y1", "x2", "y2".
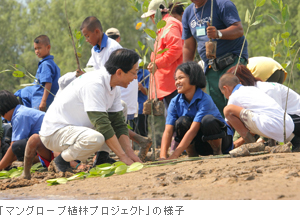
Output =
[{"x1": 39, "y1": 49, "x2": 142, "y2": 172}]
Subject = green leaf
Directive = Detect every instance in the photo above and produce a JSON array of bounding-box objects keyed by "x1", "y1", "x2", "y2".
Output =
[
  {"x1": 138, "y1": 41, "x2": 144, "y2": 50},
  {"x1": 156, "y1": 20, "x2": 166, "y2": 30},
  {"x1": 266, "y1": 14, "x2": 281, "y2": 24},
  {"x1": 279, "y1": 0, "x2": 283, "y2": 10},
  {"x1": 127, "y1": 162, "x2": 144, "y2": 172},
  {"x1": 14, "y1": 64, "x2": 27, "y2": 73},
  {"x1": 127, "y1": 123, "x2": 133, "y2": 129},
  {"x1": 12, "y1": 71, "x2": 25, "y2": 78},
  {"x1": 115, "y1": 165, "x2": 128, "y2": 175},
  {"x1": 79, "y1": 36, "x2": 85, "y2": 47},
  {"x1": 251, "y1": 15, "x2": 263, "y2": 26},
  {"x1": 96, "y1": 163, "x2": 112, "y2": 169},
  {"x1": 161, "y1": 24, "x2": 173, "y2": 39},
  {"x1": 135, "y1": 49, "x2": 142, "y2": 57},
  {"x1": 145, "y1": 47, "x2": 149, "y2": 56},
  {"x1": 0, "y1": 171, "x2": 9, "y2": 177},
  {"x1": 281, "y1": 5, "x2": 289, "y2": 23},
  {"x1": 131, "y1": 6, "x2": 138, "y2": 12},
  {"x1": 273, "y1": 53, "x2": 281, "y2": 58},
  {"x1": 297, "y1": 63, "x2": 300, "y2": 71},
  {"x1": 271, "y1": 0, "x2": 280, "y2": 10},
  {"x1": 77, "y1": 52, "x2": 82, "y2": 58},
  {"x1": 255, "y1": 0, "x2": 266, "y2": 7},
  {"x1": 155, "y1": 8, "x2": 162, "y2": 24},
  {"x1": 144, "y1": 28, "x2": 156, "y2": 39},
  {"x1": 9, "y1": 170, "x2": 22, "y2": 178},
  {"x1": 245, "y1": 9, "x2": 251, "y2": 24},
  {"x1": 285, "y1": 21, "x2": 292, "y2": 34},
  {"x1": 143, "y1": 55, "x2": 147, "y2": 65},
  {"x1": 75, "y1": 30, "x2": 81, "y2": 40},
  {"x1": 112, "y1": 161, "x2": 126, "y2": 169},
  {"x1": 67, "y1": 172, "x2": 87, "y2": 181},
  {"x1": 157, "y1": 48, "x2": 169, "y2": 55},
  {"x1": 281, "y1": 32, "x2": 290, "y2": 39},
  {"x1": 139, "y1": 61, "x2": 144, "y2": 67}
]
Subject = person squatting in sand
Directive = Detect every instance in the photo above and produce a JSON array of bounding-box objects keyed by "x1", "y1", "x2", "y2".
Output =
[
  {"x1": 160, "y1": 62, "x2": 234, "y2": 160},
  {"x1": 219, "y1": 73, "x2": 294, "y2": 147}
]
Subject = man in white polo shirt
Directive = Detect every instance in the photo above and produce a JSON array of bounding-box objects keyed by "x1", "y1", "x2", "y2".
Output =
[{"x1": 39, "y1": 49, "x2": 142, "y2": 172}]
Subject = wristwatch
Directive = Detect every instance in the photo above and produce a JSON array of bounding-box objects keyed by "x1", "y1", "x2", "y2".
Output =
[{"x1": 217, "y1": 30, "x2": 222, "y2": 39}]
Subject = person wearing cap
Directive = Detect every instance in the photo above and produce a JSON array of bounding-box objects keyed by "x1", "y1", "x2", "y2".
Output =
[
  {"x1": 106, "y1": 28, "x2": 121, "y2": 43},
  {"x1": 142, "y1": 0, "x2": 184, "y2": 116},
  {"x1": 182, "y1": 0, "x2": 248, "y2": 118},
  {"x1": 247, "y1": 56, "x2": 287, "y2": 84}
]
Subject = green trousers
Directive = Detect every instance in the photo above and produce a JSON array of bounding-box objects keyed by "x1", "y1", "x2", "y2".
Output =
[{"x1": 205, "y1": 57, "x2": 247, "y2": 118}]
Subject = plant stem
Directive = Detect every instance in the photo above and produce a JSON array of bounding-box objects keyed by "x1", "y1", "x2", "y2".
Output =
[
  {"x1": 234, "y1": 6, "x2": 257, "y2": 75},
  {"x1": 64, "y1": 0, "x2": 81, "y2": 71}
]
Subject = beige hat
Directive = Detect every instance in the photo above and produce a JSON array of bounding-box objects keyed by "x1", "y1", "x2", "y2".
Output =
[
  {"x1": 105, "y1": 28, "x2": 120, "y2": 36},
  {"x1": 141, "y1": 0, "x2": 166, "y2": 18}
]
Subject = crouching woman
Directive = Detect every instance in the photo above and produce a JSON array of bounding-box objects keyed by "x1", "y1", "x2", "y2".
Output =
[{"x1": 160, "y1": 62, "x2": 234, "y2": 160}]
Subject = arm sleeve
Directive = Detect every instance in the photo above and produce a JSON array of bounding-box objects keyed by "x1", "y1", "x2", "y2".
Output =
[
  {"x1": 87, "y1": 111, "x2": 115, "y2": 140},
  {"x1": 165, "y1": 99, "x2": 179, "y2": 126},
  {"x1": 181, "y1": 6, "x2": 193, "y2": 40},
  {"x1": 108, "y1": 111, "x2": 129, "y2": 139},
  {"x1": 39, "y1": 64, "x2": 54, "y2": 84},
  {"x1": 221, "y1": 1, "x2": 241, "y2": 27},
  {"x1": 155, "y1": 22, "x2": 183, "y2": 69}
]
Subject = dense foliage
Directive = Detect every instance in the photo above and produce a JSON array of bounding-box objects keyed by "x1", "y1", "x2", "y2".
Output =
[{"x1": 0, "y1": 0, "x2": 299, "y2": 93}]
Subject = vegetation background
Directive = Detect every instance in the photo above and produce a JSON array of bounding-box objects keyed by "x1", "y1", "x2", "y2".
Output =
[{"x1": 0, "y1": 0, "x2": 299, "y2": 144}]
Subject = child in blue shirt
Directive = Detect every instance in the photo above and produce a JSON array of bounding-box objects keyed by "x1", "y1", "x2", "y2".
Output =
[
  {"x1": 0, "y1": 90, "x2": 52, "y2": 174},
  {"x1": 160, "y1": 62, "x2": 234, "y2": 160},
  {"x1": 15, "y1": 35, "x2": 60, "y2": 111}
]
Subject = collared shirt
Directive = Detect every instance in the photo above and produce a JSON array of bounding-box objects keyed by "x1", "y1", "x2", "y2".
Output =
[
  {"x1": 232, "y1": 84, "x2": 242, "y2": 94},
  {"x1": 32, "y1": 55, "x2": 60, "y2": 109},
  {"x1": 11, "y1": 105, "x2": 45, "y2": 142},
  {"x1": 166, "y1": 88, "x2": 233, "y2": 136},
  {"x1": 93, "y1": 33, "x2": 108, "y2": 53}
]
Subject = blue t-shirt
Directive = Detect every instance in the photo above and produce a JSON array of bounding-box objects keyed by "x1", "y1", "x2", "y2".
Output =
[
  {"x1": 137, "y1": 68, "x2": 150, "y2": 114},
  {"x1": 166, "y1": 88, "x2": 234, "y2": 137},
  {"x1": 11, "y1": 105, "x2": 45, "y2": 142},
  {"x1": 182, "y1": 0, "x2": 248, "y2": 72},
  {"x1": 32, "y1": 55, "x2": 60, "y2": 109}
]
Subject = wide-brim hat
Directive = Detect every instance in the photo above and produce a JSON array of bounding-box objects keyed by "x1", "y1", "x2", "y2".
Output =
[{"x1": 141, "y1": 0, "x2": 166, "y2": 18}]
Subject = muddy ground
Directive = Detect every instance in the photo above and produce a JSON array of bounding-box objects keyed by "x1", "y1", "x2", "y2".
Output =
[{"x1": 1, "y1": 150, "x2": 300, "y2": 200}]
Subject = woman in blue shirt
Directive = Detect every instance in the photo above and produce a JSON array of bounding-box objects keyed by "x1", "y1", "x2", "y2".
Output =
[{"x1": 160, "y1": 62, "x2": 234, "y2": 160}]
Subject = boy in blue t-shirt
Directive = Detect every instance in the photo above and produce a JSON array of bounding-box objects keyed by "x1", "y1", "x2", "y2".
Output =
[
  {"x1": 0, "y1": 90, "x2": 52, "y2": 175},
  {"x1": 15, "y1": 35, "x2": 60, "y2": 111}
]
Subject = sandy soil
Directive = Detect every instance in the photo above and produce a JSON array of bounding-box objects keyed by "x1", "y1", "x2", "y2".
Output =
[{"x1": 1, "y1": 150, "x2": 300, "y2": 200}]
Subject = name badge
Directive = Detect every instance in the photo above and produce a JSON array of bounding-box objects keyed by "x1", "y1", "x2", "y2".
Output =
[{"x1": 196, "y1": 26, "x2": 206, "y2": 37}]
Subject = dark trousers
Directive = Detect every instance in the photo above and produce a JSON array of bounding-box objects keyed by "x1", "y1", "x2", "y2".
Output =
[
  {"x1": 133, "y1": 114, "x2": 148, "y2": 137},
  {"x1": 174, "y1": 115, "x2": 233, "y2": 155},
  {"x1": 11, "y1": 138, "x2": 28, "y2": 161}
]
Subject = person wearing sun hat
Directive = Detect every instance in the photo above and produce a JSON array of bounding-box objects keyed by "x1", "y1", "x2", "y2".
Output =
[
  {"x1": 105, "y1": 28, "x2": 121, "y2": 43},
  {"x1": 142, "y1": 0, "x2": 184, "y2": 117}
]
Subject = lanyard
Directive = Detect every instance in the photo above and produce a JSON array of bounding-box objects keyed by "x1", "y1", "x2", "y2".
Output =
[{"x1": 193, "y1": 1, "x2": 207, "y2": 26}]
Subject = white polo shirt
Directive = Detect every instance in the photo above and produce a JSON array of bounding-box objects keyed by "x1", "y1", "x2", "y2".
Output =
[
  {"x1": 40, "y1": 68, "x2": 123, "y2": 137},
  {"x1": 255, "y1": 81, "x2": 300, "y2": 116},
  {"x1": 228, "y1": 85, "x2": 294, "y2": 142},
  {"x1": 87, "y1": 38, "x2": 122, "y2": 70}
]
